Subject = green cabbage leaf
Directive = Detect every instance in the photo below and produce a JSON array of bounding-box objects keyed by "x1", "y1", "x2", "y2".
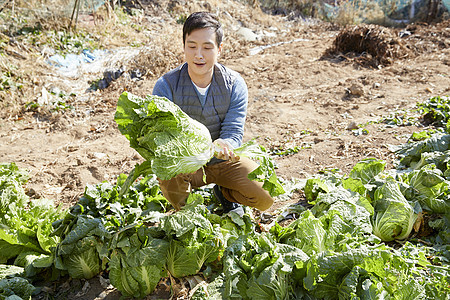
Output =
[
  {"x1": 301, "y1": 245, "x2": 426, "y2": 299},
  {"x1": 0, "y1": 276, "x2": 35, "y2": 300},
  {"x1": 394, "y1": 133, "x2": 450, "y2": 169},
  {"x1": 399, "y1": 165, "x2": 450, "y2": 214}
]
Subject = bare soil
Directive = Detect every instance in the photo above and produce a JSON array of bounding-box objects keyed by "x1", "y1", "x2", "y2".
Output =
[{"x1": 0, "y1": 1, "x2": 449, "y2": 299}]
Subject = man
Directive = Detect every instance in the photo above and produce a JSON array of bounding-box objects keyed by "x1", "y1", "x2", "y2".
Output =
[{"x1": 152, "y1": 11, "x2": 273, "y2": 215}]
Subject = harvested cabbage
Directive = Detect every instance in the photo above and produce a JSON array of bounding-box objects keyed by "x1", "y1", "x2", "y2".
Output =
[{"x1": 115, "y1": 91, "x2": 213, "y2": 181}]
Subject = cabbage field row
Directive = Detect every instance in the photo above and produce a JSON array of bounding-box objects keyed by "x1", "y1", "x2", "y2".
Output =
[{"x1": 0, "y1": 96, "x2": 449, "y2": 299}]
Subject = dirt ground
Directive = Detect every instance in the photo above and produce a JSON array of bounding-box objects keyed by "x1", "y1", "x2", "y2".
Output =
[{"x1": 0, "y1": 1, "x2": 449, "y2": 299}]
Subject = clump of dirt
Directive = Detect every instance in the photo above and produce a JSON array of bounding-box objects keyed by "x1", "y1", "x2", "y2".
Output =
[
  {"x1": 323, "y1": 24, "x2": 410, "y2": 67},
  {"x1": 402, "y1": 19, "x2": 450, "y2": 53}
]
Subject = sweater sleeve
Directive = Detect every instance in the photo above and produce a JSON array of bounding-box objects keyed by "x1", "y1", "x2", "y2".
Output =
[
  {"x1": 152, "y1": 76, "x2": 173, "y2": 100},
  {"x1": 219, "y1": 75, "x2": 248, "y2": 148}
]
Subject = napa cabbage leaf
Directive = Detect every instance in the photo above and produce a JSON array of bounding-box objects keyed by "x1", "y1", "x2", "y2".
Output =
[
  {"x1": 55, "y1": 234, "x2": 102, "y2": 280},
  {"x1": 0, "y1": 277, "x2": 35, "y2": 300},
  {"x1": 311, "y1": 186, "x2": 373, "y2": 235},
  {"x1": 300, "y1": 245, "x2": 426, "y2": 299},
  {"x1": 0, "y1": 265, "x2": 24, "y2": 280},
  {"x1": 191, "y1": 274, "x2": 225, "y2": 300},
  {"x1": 348, "y1": 157, "x2": 385, "y2": 185},
  {"x1": 0, "y1": 163, "x2": 65, "y2": 270},
  {"x1": 208, "y1": 211, "x2": 254, "y2": 247},
  {"x1": 0, "y1": 163, "x2": 29, "y2": 214},
  {"x1": 394, "y1": 133, "x2": 450, "y2": 169},
  {"x1": 398, "y1": 166, "x2": 450, "y2": 214},
  {"x1": 233, "y1": 141, "x2": 285, "y2": 197},
  {"x1": 246, "y1": 260, "x2": 291, "y2": 300},
  {"x1": 166, "y1": 236, "x2": 220, "y2": 278}
]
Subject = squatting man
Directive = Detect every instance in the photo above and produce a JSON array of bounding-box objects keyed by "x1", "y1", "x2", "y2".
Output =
[{"x1": 152, "y1": 11, "x2": 274, "y2": 216}]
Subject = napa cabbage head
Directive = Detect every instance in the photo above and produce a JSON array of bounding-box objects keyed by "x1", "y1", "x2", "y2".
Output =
[
  {"x1": 115, "y1": 92, "x2": 213, "y2": 181},
  {"x1": 372, "y1": 178, "x2": 417, "y2": 242}
]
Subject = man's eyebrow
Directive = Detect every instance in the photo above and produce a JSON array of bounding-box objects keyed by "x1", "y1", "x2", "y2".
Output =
[{"x1": 186, "y1": 40, "x2": 214, "y2": 45}]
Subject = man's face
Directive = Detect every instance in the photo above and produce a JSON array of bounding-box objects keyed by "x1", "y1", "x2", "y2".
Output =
[{"x1": 184, "y1": 27, "x2": 222, "y2": 86}]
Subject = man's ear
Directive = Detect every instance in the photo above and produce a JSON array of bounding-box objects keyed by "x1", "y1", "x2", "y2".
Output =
[{"x1": 218, "y1": 42, "x2": 223, "y2": 56}]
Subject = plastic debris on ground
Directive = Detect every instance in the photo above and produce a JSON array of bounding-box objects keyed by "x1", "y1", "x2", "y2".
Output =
[{"x1": 46, "y1": 47, "x2": 144, "y2": 92}]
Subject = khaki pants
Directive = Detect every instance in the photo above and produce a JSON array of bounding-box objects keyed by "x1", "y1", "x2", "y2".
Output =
[{"x1": 158, "y1": 157, "x2": 274, "y2": 211}]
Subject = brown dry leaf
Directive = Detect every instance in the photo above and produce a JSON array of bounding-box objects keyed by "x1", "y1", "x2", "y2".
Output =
[{"x1": 413, "y1": 211, "x2": 424, "y2": 232}]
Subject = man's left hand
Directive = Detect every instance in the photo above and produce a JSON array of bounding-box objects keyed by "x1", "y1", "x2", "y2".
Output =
[{"x1": 213, "y1": 139, "x2": 240, "y2": 162}]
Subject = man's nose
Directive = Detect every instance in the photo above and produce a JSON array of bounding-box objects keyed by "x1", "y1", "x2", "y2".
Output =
[{"x1": 195, "y1": 49, "x2": 203, "y2": 59}]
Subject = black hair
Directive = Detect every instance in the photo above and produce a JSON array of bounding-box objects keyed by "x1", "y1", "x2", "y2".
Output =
[{"x1": 183, "y1": 12, "x2": 223, "y2": 47}]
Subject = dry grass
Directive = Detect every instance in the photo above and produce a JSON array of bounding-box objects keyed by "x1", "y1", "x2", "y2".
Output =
[
  {"x1": 3, "y1": 0, "x2": 77, "y2": 30},
  {"x1": 332, "y1": 0, "x2": 387, "y2": 25},
  {"x1": 128, "y1": 26, "x2": 184, "y2": 79}
]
